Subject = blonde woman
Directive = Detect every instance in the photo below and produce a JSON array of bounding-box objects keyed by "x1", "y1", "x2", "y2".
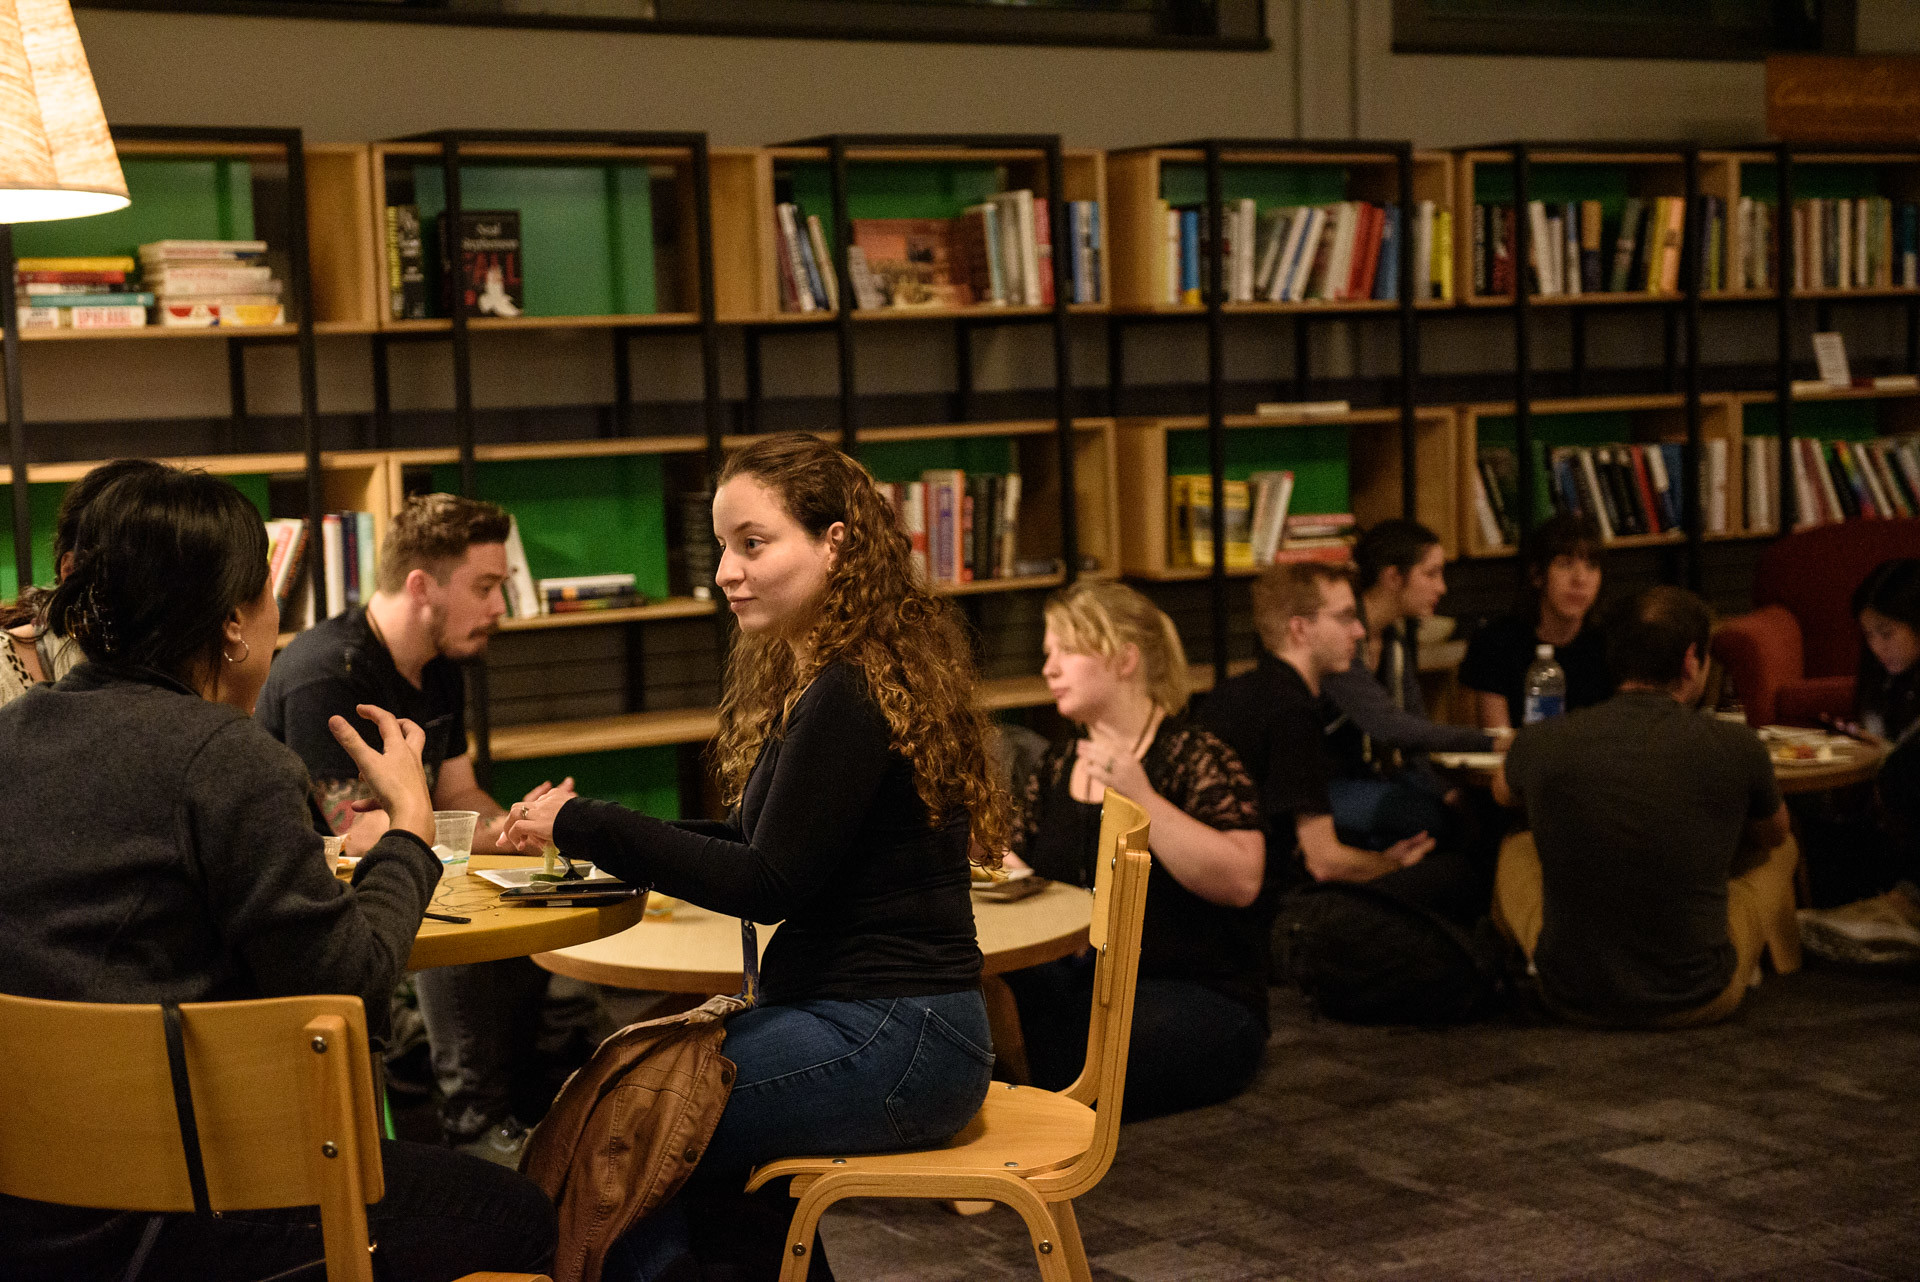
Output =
[{"x1": 1003, "y1": 580, "x2": 1269, "y2": 1120}]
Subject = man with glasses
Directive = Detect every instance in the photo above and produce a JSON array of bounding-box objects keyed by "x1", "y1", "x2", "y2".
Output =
[{"x1": 1201, "y1": 560, "x2": 1436, "y2": 890}]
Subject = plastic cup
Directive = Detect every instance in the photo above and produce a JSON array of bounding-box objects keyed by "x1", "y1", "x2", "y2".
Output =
[
  {"x1": 432, "y1": 810, "x2": 480, "y2": 879},
  {"x1": 322, "y1": 834, "x2": 346, "y2": 867}
]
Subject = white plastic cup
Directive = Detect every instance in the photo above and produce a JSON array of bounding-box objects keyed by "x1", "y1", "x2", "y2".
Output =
[
  {"x1": 432, "y1": 810, "x2": 480, "y2": 880},
  {"x1": 322, "y1": 834, "x2": 346, "y2": 867}
]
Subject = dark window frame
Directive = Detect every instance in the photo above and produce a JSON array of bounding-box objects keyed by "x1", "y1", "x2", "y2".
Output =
[
  {"x1": 73, "y1": 0, "x2": 1272, "y2": 52},
  {"x1": 1391, "y1": 0, "x2": 1854, "y2": 62}
]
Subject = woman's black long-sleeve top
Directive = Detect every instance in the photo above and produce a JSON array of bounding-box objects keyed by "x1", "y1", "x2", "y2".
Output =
[{"x1": 554, "y1": 661, "x2": 982, "y2": 1005}]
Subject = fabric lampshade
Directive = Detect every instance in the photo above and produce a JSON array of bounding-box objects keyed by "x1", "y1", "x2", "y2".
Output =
[{"x1": 0, "y1": 0, "x2": 125, "y2": 223}]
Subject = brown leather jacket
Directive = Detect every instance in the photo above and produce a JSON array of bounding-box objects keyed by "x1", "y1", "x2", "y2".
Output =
[{"x1": 522, "y1": 994, "x2": 744, "y2": 1282}]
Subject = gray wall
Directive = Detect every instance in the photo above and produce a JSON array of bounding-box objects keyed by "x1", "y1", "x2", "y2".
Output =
[{"x1": 20, "y1": 0, "x2": 1916, "y2": 429}]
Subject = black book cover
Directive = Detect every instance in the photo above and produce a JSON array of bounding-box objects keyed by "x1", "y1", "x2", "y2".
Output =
[
  {"x1": 1824, "y1": 444, "x2": 1860, "y2": 519},
  {"x1": 383, "y1": 167, "x2": 428, "y2": 320},
  {"x1": 1604, "y1": 449, "x2": 1645, "y2": 535},
  {"x1": 439, "y1": 210, "x2": 524, "y2": 318}
]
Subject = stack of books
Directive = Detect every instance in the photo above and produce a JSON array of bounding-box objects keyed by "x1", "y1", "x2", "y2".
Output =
[
  {"x1": 1788, "y1": 199, "x2": 1919, "y2": 291},
  {"x1": 1791, "y1": 434, "x2": 1920, "y2": 526},
  {"x1": 141, "y1": 240, "x2": 285, "y2": 327},
  {"x1": 1548, "y1": 441, "x2": 1712, "y2": 541},
  {"x1": 1472, "y1": 198, "x2": 1687, "y2": 297},
  {"x1": 876, "y1": 471, "x2": 1026, "y2": 586},
  {"x1": 264, "y1": 518, "x2": 311, "y2": 616},
  {"x1": 536, "y1": 574, "x2": 642, "y2": 615},
  {"x1": 1166, "y1": 475, "x2": 1353, "y2": 570},
  {"x1": 14, "y1": 256, "x2": 150, "y2": 329},
  {"x1": 1278, "y1": 513, "x2": 1357, "y2": 561},
  {"x1": 1156, "y1": 200, "x2": 1450, "y2": 306},
  {"x1": 777, "y1": 193, "x2": 1100, "y2": 313}
]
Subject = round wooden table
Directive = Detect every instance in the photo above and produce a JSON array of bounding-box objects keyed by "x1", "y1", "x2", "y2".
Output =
[
  {"x1": 534, "y1": 879, "x2": 1093, "y2": 1084},
  {"x1": 1768, "y1": 740, "x2": 1886, "y2": 795},
  {"x1": 405, "y1": 854, "x2": 649, "y2": 971}
]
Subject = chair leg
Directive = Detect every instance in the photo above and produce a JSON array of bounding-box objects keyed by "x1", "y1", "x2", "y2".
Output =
[
  {"x1": 1048, "y1": 1199, "x2": 1093, "y2": 1282},
  {"x1": 777, "y1": 1177, "x2": 841, "y2": 1282}
]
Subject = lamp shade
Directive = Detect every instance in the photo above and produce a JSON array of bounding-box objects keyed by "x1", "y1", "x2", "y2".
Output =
[{"x1": 0, "y1": 0, "x2": 125, "y2": 223}]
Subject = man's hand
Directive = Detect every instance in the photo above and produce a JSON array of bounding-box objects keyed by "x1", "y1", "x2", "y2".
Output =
[
  {"x1": 328, "y1": 704, "x2": 434, "y2": 843},
  {"x1": 1385, "y1": 832, "x2": 1435, "y2": 868}
]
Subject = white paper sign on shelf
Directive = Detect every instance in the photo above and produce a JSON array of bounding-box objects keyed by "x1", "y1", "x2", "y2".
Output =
[{"x1": 1811, "y1": 331, "x2": 1851, "y2": 388}]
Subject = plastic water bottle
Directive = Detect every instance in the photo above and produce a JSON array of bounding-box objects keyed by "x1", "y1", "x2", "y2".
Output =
[{"x1": 1523, "y1": 644, "x2": 1567, "y2": 724}]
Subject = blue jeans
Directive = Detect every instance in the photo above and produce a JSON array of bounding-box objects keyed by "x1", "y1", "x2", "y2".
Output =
[
  {"x1": 606, "y1": 990, "x2": 994, "y2": 1282},
  {"x1": 1329, "y1": 776, "x2": 1449, "y2": 852}
]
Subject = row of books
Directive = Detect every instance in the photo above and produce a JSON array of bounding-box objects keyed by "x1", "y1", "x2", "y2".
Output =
[
  {"x1": 497, "y1": 517, "x2": 644, "y2": 617},
  {"x1": 263, "y1": 512, "x2": 376, "y2": 630},
  {"x1": 1471, "y1": 439, "x2": 1733, "y2": 551},
  {"x1": 875, "y1": 472, "x2": 1029, "y2": 586},
  {"x1": 1167, "y1": 472, "x2": 1355, "y2": 569},
  {"x1": 1784, "y1": 198, "x2": 1920, "y2": 293},
  {"x1": 1792, "y1": 434, "x2": 1920, "y2": 526},
  {"x1": 1471, "y1": 198, "x2": 1686, "y2": 298},
  {"x1": 1155, "y1": 199, "x2": 1453, "y2": 306},
  {"x1": 383, "y1": 205, "x2": 528, "y2": 320},
  {"x1": 14, "y1": 241, "x2": 286, "y2": 330}
]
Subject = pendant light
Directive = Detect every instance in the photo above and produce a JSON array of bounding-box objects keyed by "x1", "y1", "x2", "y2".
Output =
[{"x1": 0, "y1": 0, "x2": 126, "y2": 223}]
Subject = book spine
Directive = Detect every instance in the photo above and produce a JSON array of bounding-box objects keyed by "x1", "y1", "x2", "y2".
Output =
[
  {"x1": 1034, "y1": 196, "x2": 1054, "y2": 307},
  {"x1": 322, "y1": 514, "x2": 346, "y2": 619}
]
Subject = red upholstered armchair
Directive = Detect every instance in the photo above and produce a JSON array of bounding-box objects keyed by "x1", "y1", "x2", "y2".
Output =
[{"x1": 1712, "y1": 518, "x2": 1920, "y2": 727}]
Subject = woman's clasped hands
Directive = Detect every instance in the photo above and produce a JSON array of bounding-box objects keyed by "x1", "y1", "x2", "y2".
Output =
[{"x1": 501, "y1": 786, "x2": 572, "y2": 855}]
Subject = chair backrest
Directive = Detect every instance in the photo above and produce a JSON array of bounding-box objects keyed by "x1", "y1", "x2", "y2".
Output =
[
  {"x1": 1756, "y1": 518, "x2": 1920, "y2": 679},
  {"x1": 1044, "y1": 788, "x2": 1150, "y2": 1200},
  {"x1": 0, "y1": 990, "x2": 384, "y2": 1282}
]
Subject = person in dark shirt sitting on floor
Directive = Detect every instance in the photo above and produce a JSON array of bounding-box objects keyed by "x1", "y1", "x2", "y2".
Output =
[
  {"x1": 1462, "y1": 512, "x2": 1614, "y2": 730},
  {"x1": 1003, "y1": 579, "x2": 1267, "y2": 1120},
  {"x1": 0, "y1": 464, "x2": 554, "y2": 1282},
  {"x1": 1493, "y1": 585, "x2": 1800, "y2": 1027},
  {"x1": 505, "y1": 432, "x2": 1004, "y2": 1282},
  {"x1": 1322, "y1": 518, "x2": 1501, "y2": 851}
]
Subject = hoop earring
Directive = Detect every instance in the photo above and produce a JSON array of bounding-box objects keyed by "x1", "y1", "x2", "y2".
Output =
[{"x1": 224, "y1": 639, "x2": 251, "y2": 665}]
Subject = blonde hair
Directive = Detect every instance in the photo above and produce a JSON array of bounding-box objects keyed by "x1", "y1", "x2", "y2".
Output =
[
  {"x1": 709, "y1": 433, "x2": 1008, "y2": 864},
  {"x1": 1251, "y1": 560, "x2": 1357, "y2": 654},
  {"x1": 1044, "y1": 580, "x2": 1190, "y2": 714}
]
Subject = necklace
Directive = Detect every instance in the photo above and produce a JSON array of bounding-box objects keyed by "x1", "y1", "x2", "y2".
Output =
[{"x1": 4, "y1": 633, "x2": 37, "y2": 689}]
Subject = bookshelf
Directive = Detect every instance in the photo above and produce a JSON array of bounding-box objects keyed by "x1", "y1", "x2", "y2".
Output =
[
  {"x1": 1732, "y1": 385, "x2": 1920, "y2": 529},
  {"x1": 1116, "y1": 406, "x2": 1458, "y2": 578},
  {"x1": 1455, "y1": 394, "x2": 1744, "y2": 559}
]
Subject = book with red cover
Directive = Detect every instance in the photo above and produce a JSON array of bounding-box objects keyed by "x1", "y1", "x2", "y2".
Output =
[
  {"x1": 1626, "y1": 445, "x2": 1665, "y2": 533},
  {"x1": 1034, "y1": 197, "x2": 1055, "y2": 307},
  {"x1": 1350, "y1": 204, "x2": 1385, "y2": 301},
  {"x1": 851, "y1": 219, "x2": 970, "y2": 308}
]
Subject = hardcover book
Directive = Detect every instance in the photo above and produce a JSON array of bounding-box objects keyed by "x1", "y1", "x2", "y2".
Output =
[{"x1": 439, "y1": 210, "x2": 524, "y2": 318}]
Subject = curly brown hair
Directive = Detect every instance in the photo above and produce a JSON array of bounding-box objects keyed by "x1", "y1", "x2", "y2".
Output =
[{"x1": 710, "y1": 433, "x2": 1009, "y2": 864}]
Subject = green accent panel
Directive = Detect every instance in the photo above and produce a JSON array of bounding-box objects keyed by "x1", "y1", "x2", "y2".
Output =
[
  {"x1": 0, "y1": 472, "x2": 270, "y2": 598},
  {"x1": 1165, "y1": 425, "x2": 1350, "y2": 514},
  {"x1": 431, "y1": 457, "x2": 669, "y2": 600},
  {"x1": 491, "y1": 747, "x2": 681, "y2": 822},
  {"x1": 1159, "y1": 164, "x2": 1350, "y2": 212},
  {"x1": 411, "y1": 163, "x2": 658, "y2": 316},
  {"x1": 858, "y1": 437, "x2": 1018, "y2": 483},
  {"x1": 782, "y1": 161, "x2": 1009, "y2": 255},
  {"x1": 1741, "y1": 163, "x2": 1887, "y2": 202},
  {"x1": 1739, "y1": 400, "x2": 1883, "y2": 441},
  {"x1": 1474, "y1": 411, "x2": 1637, "y2": 451},
  {"x1": 11, "y1": 158, "x2": 255, "y2": 260},
  {"x1": 1472, "y1": 164, "x2": 1635, "y2": 224}
]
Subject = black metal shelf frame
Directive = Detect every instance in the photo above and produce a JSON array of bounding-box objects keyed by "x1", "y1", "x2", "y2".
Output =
[
  {"x1": 0, "y1": 125, "x2": 325, "y2": 614},
  {"x1": 1112, "y1": 138, "x2": 1423, "y2": 683},
  {"x1": 386, "y1": 129, "x2": 725, "y2": 788},
  {"x1": 752, "y1": 132, "x2": 1083, "y2": 588}
]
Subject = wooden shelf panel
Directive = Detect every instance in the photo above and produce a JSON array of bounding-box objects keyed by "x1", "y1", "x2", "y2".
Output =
[
  {"x1": 3, "y1": 449, "x2": 392, "y2": 486},
  {"x1": 1733, "y1": 385, "x2": 1920, "y2": 405},
  {"x1": 376, "y1": 313, "x2": 702, "y2": 333},
  {"x1": 379, "y1": 142, "x2": 695, "y2": 163},
  {"x1": 386, "y1": 436, "x2": 707, "y2": 468},
  {"x1": 1464, "y1": 292, "x2": 1682, "y2": 308},
  {"x1": 1113, "y1": 299, "x2": 1452, "y2": 316},
  {"x1": 1459, "y1": 150, "x2": 1686, "y2": 166},
  {"x1": 766, "y1": 146, "x2": 1053, "y2": 164},
  {"x1": 1130, "y1": 148, "x2": 1417, "y2": 167},
  {"x1": 936, "y1": 572, "x2": 1065, "y2": 598},
  {"x1": 1133, "y1": 409, "x2": 1453, "y2": 431},
  {"x1": 14, "y1": 324, "x2": 300, "y2": 342},
  {"x1": 114, "y1": 139, "x2": 291, "y2": 161},
  {"x1": 721, "y1": 418, "x2": 1113, "y2": 451},
  {"x1": 496, "y1": 597, "x2": 716, "y2": 633}
]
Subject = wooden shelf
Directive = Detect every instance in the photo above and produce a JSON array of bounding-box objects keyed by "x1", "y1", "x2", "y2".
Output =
[
  {"x1": 13, "y1": 324, "x2": 300, "y2": 342},
  {"x1": 937, "y1": 572, "x2": 1065, "y2": 597},
  {"x1": 496, "y1": 597, "x2": 716, "y2": 633},
  {"x1": 1463, "y1": 292, "x2": 1683, "y2": 308},
  {"x1": 386, "y1": 436, "x2": 707, "y2": 469},
  {"x1": 375, "y1": 313, "x2": 702, "y2": 334},
  {"x1": 1112, "y1": 298, "x2": 1454, "y2": 316},
  {"x1": 1733, "y1": 385, "x2": 1920, "y2": 405},
  {"x1": 379, "y1": 141, "x2": 695, "y2": 163}
]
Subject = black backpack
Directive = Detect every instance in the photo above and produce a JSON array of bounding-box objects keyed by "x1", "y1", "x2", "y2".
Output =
[{"x1": 1279, "y1": 881, "x2": 1510, "y2": 1026}]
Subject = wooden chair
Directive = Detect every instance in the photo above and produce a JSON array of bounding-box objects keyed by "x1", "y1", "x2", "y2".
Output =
[
  {"x1": 746, "y1": 789, "x2": 1152, "y2": 1282},
  {"x1": 0, "y1": 990, "x2": 549, "y2": 1282}
]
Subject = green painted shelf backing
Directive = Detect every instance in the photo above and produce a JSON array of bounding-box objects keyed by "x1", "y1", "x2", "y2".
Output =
[
  {"x1": 432, "y1": 458, "x2": 669, "y2": 601},
  {"x1": 491, "y1": 747, "x2": 680, "y2": 822},
  {"x1": 1165, "y1": 425, "x2": 1349, "y2": 513},
  {"x1": 858, "y1": 437, "x2": 1019, "y2": 483},
  {"x1": 1160, "y1": 164, "x2": 1349, "y2": 212},
  {"x1": 11, "y1": 158, "x2": 255, "y2": 260},
  {"x1": 410, "y1": 163, "x2": 659, "y2": 316},
  {"x1": 1740, "y1": 163, "x2": 1893, "y2": 202},
  {"x1": 1740, "y1": 401, "x2": 1885, "y2": 440},
  {"x1": 781, "y1": 161, "x2": 1011, "y2": 255},
  {"x1": 2, "y1": 472, "x2": 269, "y2": 599}
]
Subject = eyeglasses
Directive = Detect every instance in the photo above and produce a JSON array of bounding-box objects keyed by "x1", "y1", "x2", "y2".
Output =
[{"x1": 1314, "y1": 608, "x2": 1361, "y2": 626}]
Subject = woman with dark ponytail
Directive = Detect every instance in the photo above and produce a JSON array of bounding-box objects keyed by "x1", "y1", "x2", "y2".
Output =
[{"x1": 0, "y1": 464, "x2": 557, "y2": 1282}]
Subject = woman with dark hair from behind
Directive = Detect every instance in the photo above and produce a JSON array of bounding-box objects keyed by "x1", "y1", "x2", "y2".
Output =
[
  {"x1": 1322, "y1": 518, "x2": 1499, "y2": 851},
  {"x1": 0, "y1": 465, "x2": 557, "y2": 1282},
  {"x1": 0, "y1": 457, "x2": 168, "y2": 705},
  {"x1": 504, "y1": 432, "x2": 1004, "y2": 1281},
  {"x1": 1796, "y1": 558, "x2": 1920, "y2": 964},
  {"x1": 1460, "y1": 512, "x2": 1615, "y2": 730}
]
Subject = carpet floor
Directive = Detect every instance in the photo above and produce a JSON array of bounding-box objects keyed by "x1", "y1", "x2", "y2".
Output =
[{"x1": 811, "y1": 962, "x2": 1920, "y2": 1281}]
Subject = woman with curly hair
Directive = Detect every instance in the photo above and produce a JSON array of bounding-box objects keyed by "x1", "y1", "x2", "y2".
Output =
[
  {"x1": 506, "y1": 431, "x2": 1007, "y2": 1281},
  {"x1": 1002, "y1": 580, "x2": 1268, "y2": 1121}
]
